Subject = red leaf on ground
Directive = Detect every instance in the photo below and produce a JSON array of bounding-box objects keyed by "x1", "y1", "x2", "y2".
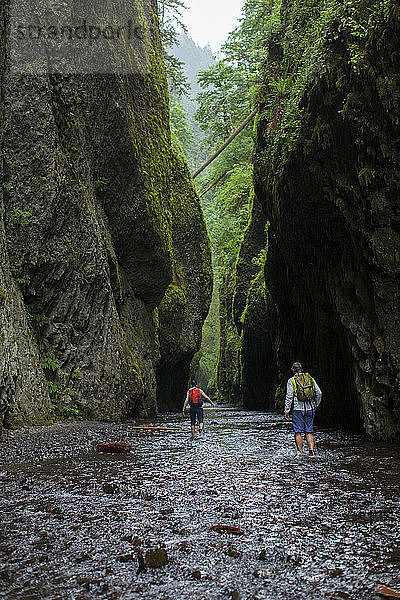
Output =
[
  {"x1": 211, "y1": 525, "x2": 245, "y2": 535},
  {"x1": 376, "y1": 585, "x2": 400, "y2": 598},
  {"x1": 96, "y1": 443, "x2": 132, "y2": 453}
]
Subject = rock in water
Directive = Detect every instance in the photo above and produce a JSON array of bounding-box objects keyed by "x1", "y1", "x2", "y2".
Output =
[
  {"x1": 190, "y1": 570, "x2": 201, "y2": 579},
  {"x1": 102, "y1": 483, "x2": 119, "y2": 494},
  {"x1": 116, "y1": 554, "x2": 134, "y2": 563},
  {"x1": 144, "y1": 548, "x2": 168, "y2": 568},
  {"x1": 258, "y1": 549, "x2": 267, "y2": 561}
]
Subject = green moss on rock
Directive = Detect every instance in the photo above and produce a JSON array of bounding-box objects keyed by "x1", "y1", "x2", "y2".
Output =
[
  {"x1": 248, "y1": 0, "x2": 400, "y2": 439},
  {"x1": 0, "y1": 0, "x2": 212, "y2": 428}
]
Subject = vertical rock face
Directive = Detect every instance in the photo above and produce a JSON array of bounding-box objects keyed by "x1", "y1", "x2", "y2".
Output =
[
  {"x1": 217, "y1": 269, "x2": 240, "y2": 406},
  {"x1": 0, "y1": 0, "x2": 212, "y2": 427},
  {"x1": 220, "y1": 6, "x2": 400, "y2": 440},
  {"x1": 156, "y1": 142, "x2": 212, "y2": 410},
  {"x1": 217, "y1": 195, "x2": 276, "y2": 410},
  {"x1": 0, "y1": 201, "x2": 51, "y2": 427}
]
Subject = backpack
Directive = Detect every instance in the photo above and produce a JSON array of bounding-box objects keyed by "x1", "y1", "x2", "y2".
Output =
[
  {"x1": 293, "y1": 373, "x2": 316, "y2": 402},
  {"x1": 188, "y1": 387, "x2": 203, "y2": 407}
]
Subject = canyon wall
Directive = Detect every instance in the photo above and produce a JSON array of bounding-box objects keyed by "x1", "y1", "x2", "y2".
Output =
[
  {"x1": 0, "y1": 0, "x2": 212, "y2": 427},
  {"x1": 219, "y1": 3, "x2": 399, "y2": 440}
]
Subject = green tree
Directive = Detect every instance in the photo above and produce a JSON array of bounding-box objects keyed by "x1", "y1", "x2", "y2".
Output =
[
  {"x1": 191, "y1": 1, "x2": 274, "y2": 387},
  {"x1": 169, "y1": 98, "x2": 193, "y2": 152},
  {"x1": 157, "y1": 0, "x2": 190, "y2": 96},
  {"x1": 158, "y1": 0, "x2": 188, "y2": 46}
]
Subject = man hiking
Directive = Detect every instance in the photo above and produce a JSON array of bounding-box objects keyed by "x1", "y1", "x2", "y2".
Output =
[
  {"x1": 182, "y1": 383, "x2": 214, "y2": 439},
  {"x1": 284, "y1": 362, "x2": 322, "y2": 456}
]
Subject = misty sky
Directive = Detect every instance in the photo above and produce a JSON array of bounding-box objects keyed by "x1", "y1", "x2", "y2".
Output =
[{"x1": 183, "y1": 0, "x2": 244, "y2": 51}]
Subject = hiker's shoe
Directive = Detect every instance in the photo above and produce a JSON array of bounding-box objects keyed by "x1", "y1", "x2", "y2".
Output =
[
  {"x1": 296, "y1": 451, "x2": 303, "y2": 458},
  {"x1": 308, "y1": 449, "x2": 316, "y2": 457}
]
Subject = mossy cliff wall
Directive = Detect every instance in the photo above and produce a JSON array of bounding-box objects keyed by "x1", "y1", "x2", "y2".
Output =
[
  {"x1": 220, "y1": 3, "x2": 400, "y2": 440},
  {"x1": 156, "y1": 140, "x2": 212, "y2": 411},
  {"x1": 216, "y1": 195, "x2": 277, "y2": 410},
  {"x1": 0, "y1": 0, "x2": 212, "y2": 427},
  {"x1": 217, "y1": 268, "x2": 240, "y2": 406}
]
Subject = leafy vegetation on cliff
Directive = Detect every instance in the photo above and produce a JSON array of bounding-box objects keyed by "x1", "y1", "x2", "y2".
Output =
[{"x1": 256, "y1": 0, "x2": 396, "y2": 171}]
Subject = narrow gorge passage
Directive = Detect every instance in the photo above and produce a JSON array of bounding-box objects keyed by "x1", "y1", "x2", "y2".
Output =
[
  {"x1": 1, "y1": 408, "x2": 400, "y2": 600},
  {"x1": 1, "y1": 0, "x2": 398, "y2": 437}
]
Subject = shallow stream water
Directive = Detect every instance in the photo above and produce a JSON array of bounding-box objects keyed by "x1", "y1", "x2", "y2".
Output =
[{"x1": 1, "y1": 408, "x2": 400, "y2": 600}]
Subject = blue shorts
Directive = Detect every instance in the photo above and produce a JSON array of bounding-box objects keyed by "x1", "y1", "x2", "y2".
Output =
[
  {"x1": 292, "y1": 410, "x2": 315, "y2": 433},
  {"x1": 190, "y1": 406, "x2": 204, "y2": 426}
]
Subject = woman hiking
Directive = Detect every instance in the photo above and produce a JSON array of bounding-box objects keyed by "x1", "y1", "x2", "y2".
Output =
[{"x1": 182, "y1": 382, "x2": 214, "y2": 439}]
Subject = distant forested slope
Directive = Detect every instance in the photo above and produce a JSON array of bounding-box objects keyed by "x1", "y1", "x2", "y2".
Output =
[{"x1": 171, "y1": 33, "x2": 215, "y2": 114}]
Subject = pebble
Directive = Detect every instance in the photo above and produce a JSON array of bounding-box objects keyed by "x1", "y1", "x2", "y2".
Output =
[
  {"x1": 117, "y1": 554, "x2": 134, "y2": 563},
  {"x1": 160, "y1": 508, "x2": 174, "y2": 515},
  {"x1": 144, "y1": 548, "x2": 168, "y2": 568},
  {"x1": 191, "y1": 570, "x2": 202, "y2": 579},
  {"x1": 102, "y1": 483, "x2": 119, "y2": 494}
]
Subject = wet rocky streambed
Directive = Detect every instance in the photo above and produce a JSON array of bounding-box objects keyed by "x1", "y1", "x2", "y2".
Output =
[{"x1": 1, "y1": 408, "x2": 400, "y2": 600}]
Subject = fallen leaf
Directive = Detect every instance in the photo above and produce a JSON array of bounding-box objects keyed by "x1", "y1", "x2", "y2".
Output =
[
  {"x1": 211, "y1": 525, "x2": 245, "y2": 535},
  {"x1": 96, "y1": 442, "x2": 132, "y2": 453},
  {"x1": 376, "y1": 585, "x2": 400, "y2": 598}
]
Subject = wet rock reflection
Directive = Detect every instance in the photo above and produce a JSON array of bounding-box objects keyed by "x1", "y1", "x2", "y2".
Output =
[{"x1": 1, "y1": 408, "x2": 400, "y2": 599}]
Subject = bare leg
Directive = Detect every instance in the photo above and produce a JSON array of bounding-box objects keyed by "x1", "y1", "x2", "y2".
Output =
[
  {"x1": 191, "y1": 425, "x2": 195, "y2": 438},
  {"x1": 199, "y1": 422, "x2": 204, "y2": 433},
  {"x1": 305, "y1": 433, "x2": 314, "y2": 451},
  {"x1": 295, "y1": 433, "x2": 303, "y2": 453}
]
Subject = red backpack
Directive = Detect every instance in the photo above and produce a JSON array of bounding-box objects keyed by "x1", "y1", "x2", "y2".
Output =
[{"x1": 188, "y1": 387, "x2": 203, "y2": 407}]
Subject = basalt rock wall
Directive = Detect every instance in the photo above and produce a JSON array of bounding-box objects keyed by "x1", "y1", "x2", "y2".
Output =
[
  {"x1": 0, "y1": 0, "x2": 212, "y2": 428},
  {"x1": 216, "y1": 195, "x2": 277, "y2": 410},
  {"x1": 216, "y1": 267, "x2": 240, "y2": 406},
  {"x1": 247, "y1": 6, "x2": 400, "y2": 439}
]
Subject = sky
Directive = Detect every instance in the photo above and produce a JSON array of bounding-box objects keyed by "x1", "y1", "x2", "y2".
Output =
[{"x1": 183, "y1": 0, "x2": 244, "y2": 51}]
